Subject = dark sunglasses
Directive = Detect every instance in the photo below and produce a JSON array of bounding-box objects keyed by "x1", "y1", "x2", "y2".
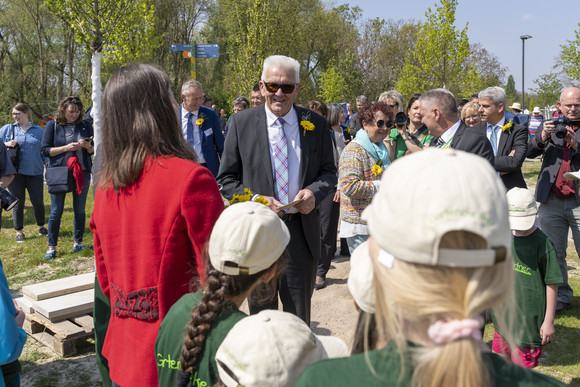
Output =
[
  {"x1": 376, "y1": 120, "x2": 388, "y2": 128},
  {"x1": 65, "y1": 96, "x2": 81, "y2": 103},
  {"x1": 262, "y1": 82, "x2": 296, "y2": 94}
]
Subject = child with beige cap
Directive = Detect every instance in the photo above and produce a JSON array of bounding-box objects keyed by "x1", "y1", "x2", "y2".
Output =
[
  {"x1": 491, "y1": 187, "x2": 562, "y2": 368},
  {"x1": 214, "y1": 309, "x2": 348, "y2": 387},
  {"x1": 295, "y1": 149, "x2": 565, "y2": 387},
  {"x1": 155, "y1": 202, "x2": 290, "y2": 387}
]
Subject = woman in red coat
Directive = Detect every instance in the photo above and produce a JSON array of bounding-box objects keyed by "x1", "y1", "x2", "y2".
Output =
[{"x1": 90, "y1": 64, "x2": 224, "y2": 387}]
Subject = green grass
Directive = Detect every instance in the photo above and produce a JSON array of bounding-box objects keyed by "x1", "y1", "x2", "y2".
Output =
[{"x1": 2, "y1": 184, "x2": 95, "y2": 292}]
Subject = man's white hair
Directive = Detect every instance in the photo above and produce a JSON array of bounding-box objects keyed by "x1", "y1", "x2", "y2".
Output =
[{"x1": 261, "y1": 55, "x2": 300, "y2": 83}]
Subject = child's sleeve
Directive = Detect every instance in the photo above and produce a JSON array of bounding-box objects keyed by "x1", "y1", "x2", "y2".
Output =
[{"x1": 541, "y1": 237, "x2": 564, "y2": 285}]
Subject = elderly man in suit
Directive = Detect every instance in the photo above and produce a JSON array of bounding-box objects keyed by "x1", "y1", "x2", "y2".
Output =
[
  {"x1": 420, "y1": 88, "x2": 494, "y2": 164},
  {"x1": 477, "y1": 87, "x2": 528, "y2": 190},
  {"x1": 217, "y1": 55, "x2": 336, "y2": 324},
  {"x1": 179, "y1": 79, "x2": 224, "y2": 177},
  {"x1": 528, "y1": 86, "x2": 580, "y2": 313}
]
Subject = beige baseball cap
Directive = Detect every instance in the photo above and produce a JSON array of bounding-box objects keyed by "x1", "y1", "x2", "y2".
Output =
[
  {"x1": 209, "y1": 202, "x2": 290, "y2": 275},
  {"x1": 363, "y1": 148, "x2": 511, "y2": 267},
  {"x1": 564, "y1": 171, "x2": 580, "y2": 181},
  {"x1": 215, "y1": 310, "x2": 349, "y2": 387},
  {"x1": 506, "y1": 187, "x2": 537, "y2": 231},
  {"x1": 347, "y1": 241, "x2": 375, "y2": 313}
]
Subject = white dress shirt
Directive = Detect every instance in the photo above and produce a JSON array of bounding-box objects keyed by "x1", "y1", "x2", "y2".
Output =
[
  {"x1": 265, "y1": 105, "x2": 301, "y2": 212},
  {"x1": 181, "y1": 106, "x2": 205, "y2": 163},
  {"x1": 439, "y1": 119, "x2": 462, "y2": 148}
]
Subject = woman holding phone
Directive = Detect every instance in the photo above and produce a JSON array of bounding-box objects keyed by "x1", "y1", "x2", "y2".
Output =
[{"x1": 41, "y1": 96, "x2": 94, "y2": 260}]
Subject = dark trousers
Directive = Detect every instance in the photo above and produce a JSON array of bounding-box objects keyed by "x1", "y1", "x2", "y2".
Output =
[
  {"x1": 317, "y1": 187, "x2": 339, "y2": 277},
  {"x1": 249, "y1": 216, "x2": 316, "y2": 325},
  {"x1": 7, "y1": 174, "x2": 45, "y2": 231}
]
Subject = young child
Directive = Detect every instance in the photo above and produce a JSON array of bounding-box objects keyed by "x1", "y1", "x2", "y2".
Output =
[
  {"x1": 1, "y1": 258, "x2": 26, "y2": 387},
  {"x1": 215, "y1": 310, "x2": 348, "y2": 387},
  {"x1": 155, "y1": 202, "x2": 290, "y2": 387},
  {"x1": 492, "y1": 187, "x2": 563, "y2": 368}
]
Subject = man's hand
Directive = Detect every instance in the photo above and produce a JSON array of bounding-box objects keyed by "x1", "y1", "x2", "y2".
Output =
[
  {"x1": 261, "y1": 195, "x2": 284, "y2": 216},
  {"x1": 294, "y1": 189, "x2": 316, "y2": 214},
  {"x1": 565, "y1": 126, "x2": 578, "y2": 150},
  {"x1": 541, "y1": 121, "x2": 556, "y2": 143}
]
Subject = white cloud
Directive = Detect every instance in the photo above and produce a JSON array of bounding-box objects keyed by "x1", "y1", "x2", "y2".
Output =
[{"x1": 522, "y1": 13, "x2": 536, "y2": 21}]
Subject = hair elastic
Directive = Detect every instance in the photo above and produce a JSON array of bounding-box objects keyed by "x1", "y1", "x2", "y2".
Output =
[{"x1": 427, "y1": 317, "x2": 484, "y2": 344}]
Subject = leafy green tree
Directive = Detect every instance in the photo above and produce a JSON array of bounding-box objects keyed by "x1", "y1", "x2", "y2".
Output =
[
  {"x1": 318, "y1": 63, "x2": 345, "y2": 103},
  {"x1": 397, "y1": 0, "x2": 470, "y2": 98},
  {"x1": 532, "y1": 73, "x2": 563, "y2": 108},
  {"x1": 561, "y1": 23, "x2": 580, "y2": 81},
  {"x1": 45, "y1": 0, "x2": 160, "y2": 149},
  {"x1": 505, "y1": 74, "x2": 517, "y2": 103}
]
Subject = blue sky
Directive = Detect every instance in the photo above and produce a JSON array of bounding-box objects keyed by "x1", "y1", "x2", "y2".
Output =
[{"x1": 345, "y1": 0, "x2": 580, "y2": 93}]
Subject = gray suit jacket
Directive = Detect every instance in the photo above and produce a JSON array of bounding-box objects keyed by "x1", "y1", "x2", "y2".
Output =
[
  {"x1": 217, "y1": 104, "x2": 337, "y2": 257},
  {"x1": 473, "y1": 122, "x2": 528, "y2": 190}
]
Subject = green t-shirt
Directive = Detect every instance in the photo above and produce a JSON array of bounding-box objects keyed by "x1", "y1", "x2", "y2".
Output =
[
  {"x1": 155, "y1": 291, "x2": 246, "y2": 387},
  {"x1": 493, "y1": 229, "x2": 563, "y2": 347},
  {"x1": 294, "y1": 341, "x2": 565, "y2": 386},
  {"x1": 389, "y1": 126, "x2": 434, "y2": 160}
]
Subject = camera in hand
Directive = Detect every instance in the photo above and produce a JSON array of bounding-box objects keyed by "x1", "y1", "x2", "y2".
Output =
[
  {"x1": 0, "y1": 187, "x2": 18, "y2": 211},
  {"x1": 550, "y1": 116, "x2": 580, "y2": 139},
  {"x1": 395, "y1": 112, "x2": 408, "y2": 127}
]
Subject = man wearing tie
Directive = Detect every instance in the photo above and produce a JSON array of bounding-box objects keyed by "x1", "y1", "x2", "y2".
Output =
[
  {"x1": 477, "y1": 87, "x2": 528, "y2": 189},
  {"x1": 217, "y1": 55, "x2": 336, "y2": 324},
  {"x1": 420, "y1": 88, "x2": 494, "y2": 164},
  {"x1": 179, "y1": 80, "x2": 224, "y2": 177}
]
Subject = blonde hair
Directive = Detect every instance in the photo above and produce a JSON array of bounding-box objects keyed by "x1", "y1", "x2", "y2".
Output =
[
  {"x1": 461, "y1": 102, "x2": 480, "y2": 121},
  {"x1": 371, "y1": 231, "x2": 514, "y2": 387}
]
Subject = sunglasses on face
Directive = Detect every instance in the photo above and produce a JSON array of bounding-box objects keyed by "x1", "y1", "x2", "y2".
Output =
[
  {"x1": 262, "y1": 82, "x2": 296, "y2": 94},
  {"x1": 376, "y1": 120, "x2": 388, "y2": 128}
]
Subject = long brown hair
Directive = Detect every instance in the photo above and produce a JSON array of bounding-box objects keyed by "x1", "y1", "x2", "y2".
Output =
[{"x1": 99, "y1": 63, "x2": 196, "y2": 191}]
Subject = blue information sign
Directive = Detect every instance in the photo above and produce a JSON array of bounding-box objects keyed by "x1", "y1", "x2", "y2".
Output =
[{"x1": 171, "y1": 44, "x2": 220, "y2": 58}]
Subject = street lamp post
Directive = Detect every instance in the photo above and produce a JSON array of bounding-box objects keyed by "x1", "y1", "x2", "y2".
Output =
[{"x1": 520, "y1": 34, "x2": 532, "y2": 111}]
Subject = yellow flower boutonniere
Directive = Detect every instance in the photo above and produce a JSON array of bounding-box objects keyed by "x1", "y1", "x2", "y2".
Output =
[
  {"x1": 346, "y1": 125, "x2": 351, "y2": 134},
  {"x1": 502, "y1": 119, "x2": 513, "y2": 133},
  {"x1": 301, "y1": 120, "x2": 315, "y2": 135},
  {"x1": 372, "y1": 159, "x2": 384, "y2": 177},
  {"x1": 196, "y1": 117, "x2": 204, "y2": 126},
  {"x1": 230, "y1": 188, "x2": 269, "y2": 207}
]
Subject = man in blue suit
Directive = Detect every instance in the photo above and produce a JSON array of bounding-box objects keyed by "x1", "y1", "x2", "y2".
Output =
[{"x1": 179, "y1": 79, "x2": 224, "y2": 177}]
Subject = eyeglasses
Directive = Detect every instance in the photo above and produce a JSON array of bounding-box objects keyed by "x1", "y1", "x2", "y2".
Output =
[
  {"x1": 262, "y1": 82, "x2": 297, "y2": 94},
  {"x1": 376, "y1": 120, "x2": 388, "y2": 128},
  {"x1": 65, "y1": 96, "x2": 81, "y2": 103},
  {"x1": 12, "y1": 112, "x2": 22, "y2": 116},
  {"x1": 412, "y1": 93, "x2": 422, "y2": 98},
  {"x1": 234, "y1": 97, "x2": 249, "y2": 104}
]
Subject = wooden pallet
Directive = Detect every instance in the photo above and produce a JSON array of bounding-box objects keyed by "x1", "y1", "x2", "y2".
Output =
[{"x1": 23, "y1": 312, "x2": 95, "y2": 357}]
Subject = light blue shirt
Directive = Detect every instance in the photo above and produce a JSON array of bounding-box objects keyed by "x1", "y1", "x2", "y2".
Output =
[{"x1": 0, "y1": 123, "x2": 46, "y2": 176}]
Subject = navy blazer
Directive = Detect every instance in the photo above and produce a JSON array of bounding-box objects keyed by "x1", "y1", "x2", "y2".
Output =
[
  {"x1": 41, "y1": 120, "x2": 93, "y2": 171},
  {"x1": 179, "y1": 105, "x2": 224, "y2": 177}
]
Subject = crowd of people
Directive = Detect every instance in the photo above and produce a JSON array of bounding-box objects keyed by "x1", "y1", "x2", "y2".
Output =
[{"x1": 0, "y1": 53, "x2": 578, "y2": 386}]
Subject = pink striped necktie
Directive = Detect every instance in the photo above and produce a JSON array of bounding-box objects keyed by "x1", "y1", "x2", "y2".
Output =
[{"x1": 273, "y1": 117, "x2": 289, "y2": 205}]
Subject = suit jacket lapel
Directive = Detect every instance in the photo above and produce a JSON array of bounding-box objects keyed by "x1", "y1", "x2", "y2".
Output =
[
  {"x1": 450, "y1": 122, "x2": 465, "y2": 148},
  {"x1": 296, "y1": 106, "x2": 309, "y2": 189},
  {"x1": 498, "y1": 127, "x2": 509, "y2": 155},
  {"x1": 256, "y1": 106, "x2": 275, "y2": 190}
]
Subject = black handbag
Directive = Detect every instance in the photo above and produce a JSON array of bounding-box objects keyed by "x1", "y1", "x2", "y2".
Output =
[
  {"x1": 45, "y1": 165, "x2": 73, "y2": 194},
  {"x1": 6, "y1": 125, "x2": 20, "y2": 171}
]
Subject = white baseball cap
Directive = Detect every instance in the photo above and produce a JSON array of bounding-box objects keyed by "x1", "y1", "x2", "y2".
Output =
[
  {"x1": 506, "y1": 188, "x2": 537, "y2": 231},
  {"x1": 363, "y1": 148, "x2": 511, "y2": 267},
  {"x1": 564, "y1": 171, "x2": 580, "y2": 181},
  {"x1": 347, "y1": 241, "x2": 375, "y2": 313},
  {"x1": 215, "y1": 310, "x2": 349, "y2": 387},
  {"x1": 209, "y1": 202, "x2": 290, "y2": 275}
]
